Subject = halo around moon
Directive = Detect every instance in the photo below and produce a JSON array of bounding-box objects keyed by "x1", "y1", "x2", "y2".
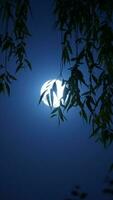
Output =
[{"x1": 40, "y1": 79, "x2": 66, "y2": 108}]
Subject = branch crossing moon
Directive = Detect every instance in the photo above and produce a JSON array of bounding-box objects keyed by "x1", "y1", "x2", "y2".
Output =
[{"x1": 40, "y1": 79, "x2": 67, "y2": 108}]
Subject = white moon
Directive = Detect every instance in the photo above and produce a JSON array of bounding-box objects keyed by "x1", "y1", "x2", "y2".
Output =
[{"x1": 40, "y1": 79, "x2": 66, "y2": 108}]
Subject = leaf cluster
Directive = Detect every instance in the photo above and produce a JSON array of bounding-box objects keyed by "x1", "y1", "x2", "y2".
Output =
[
  {"x1": 53, "y1": 0, "x2": 113, "y2": 146},
  {"x1": 39, "y1": 80, "x2": 67, "y2": 123},
  {"x1": 64, "y1": 186, "x2": 88, "y2": 200},
  {"x1": 0, "y1": 0, "x2": 31, "y2": 95},
  {"x1": 102, "y1": 164, "x2": 113, "y2": 199}
]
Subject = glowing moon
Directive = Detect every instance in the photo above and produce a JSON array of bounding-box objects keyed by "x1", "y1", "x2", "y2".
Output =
[{"x1": 40, "y1": 79, "x2": 66, "y2": 108}]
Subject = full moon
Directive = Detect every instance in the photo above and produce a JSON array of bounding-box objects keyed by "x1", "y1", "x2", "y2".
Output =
[{"x1": 40, "y1": 79, "x2": 66, "y2": 108}]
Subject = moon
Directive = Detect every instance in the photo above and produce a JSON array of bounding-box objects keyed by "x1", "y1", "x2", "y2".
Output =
[{"x1": 40, "y1": 79, "x2": 66, "y2": 108}]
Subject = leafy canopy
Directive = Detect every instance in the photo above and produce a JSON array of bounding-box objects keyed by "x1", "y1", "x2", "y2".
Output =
[
  {"x1": 0, "y1": 0, "x2": 113, "y2": 146},
  {"x1": 42, "y1": 0, "x2": 113, "y2": 146},
  {"x1": 0, "y1": 0, "x2": 31, "y2": 95}
]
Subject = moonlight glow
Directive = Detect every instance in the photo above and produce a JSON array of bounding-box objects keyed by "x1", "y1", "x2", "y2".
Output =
[{"x1": 40, "y1": 79, "x2": 66, "y2": 108}]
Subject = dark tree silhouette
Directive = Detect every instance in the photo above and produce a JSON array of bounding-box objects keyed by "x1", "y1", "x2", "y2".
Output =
[
  {"x1": 63, "y1": 165, "x2": 113, "y2": 200},
  {"x1": 0, "y1": 1, "x2": 113, "y2": 199},
  {"x1": 0, "y1": 0, "x2": 31, "y2": 95},
  {"x1": 0, "y1": 1, "x2": 113, "y2": 146},
  {"x1": 49, "y1": 0, "x2": 113, "y2": 146},
  {"x1": 64, "y1": 185, "x2": 88, "y2": 199}
]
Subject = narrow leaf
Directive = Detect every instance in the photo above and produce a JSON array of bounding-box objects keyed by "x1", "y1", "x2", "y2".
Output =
[{"x1": 39, "y1": 90, "x2": 47, "y2": 104}]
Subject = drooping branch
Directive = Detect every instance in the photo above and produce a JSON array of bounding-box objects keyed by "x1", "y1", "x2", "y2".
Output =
[
  {"x1": 0, "y1": 0, "x2": 31, "y2": 95},
  {"x1": 53, "y1": 0, "x2": 113, "y2": 146}
]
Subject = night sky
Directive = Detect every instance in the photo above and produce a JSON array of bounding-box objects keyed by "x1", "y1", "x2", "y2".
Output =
[{"x1": 0, "y1": 1, "x2": 113, "y2": 200}]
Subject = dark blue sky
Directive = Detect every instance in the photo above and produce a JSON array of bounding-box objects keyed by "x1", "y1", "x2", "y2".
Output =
[{"x1": 0, "y1": 1, "x2": 113, "y2": 200}]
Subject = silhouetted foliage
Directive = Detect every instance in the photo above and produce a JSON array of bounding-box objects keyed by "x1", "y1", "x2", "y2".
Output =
[
  {"x1": 64, "y1": 186, "x2": 88, "y2": 200},
  {"x1": 0, "y1": 1, "x2": 113, "y2": 199},
  {"x1": 103, "y1": 164, "x2": 113, "y2": 199},
  {"x1": 45, "y1": 0, "x2": 113, "y2": 146},
  {"x1": 64, "y1": 167, "x2": 113, "y2": 200},
  {"x1": 0, "y1": 0, "x2": 31, "y2": 95},
  {"x1": 1, "y1": 1, "x2": 113, "y2": 146}
]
